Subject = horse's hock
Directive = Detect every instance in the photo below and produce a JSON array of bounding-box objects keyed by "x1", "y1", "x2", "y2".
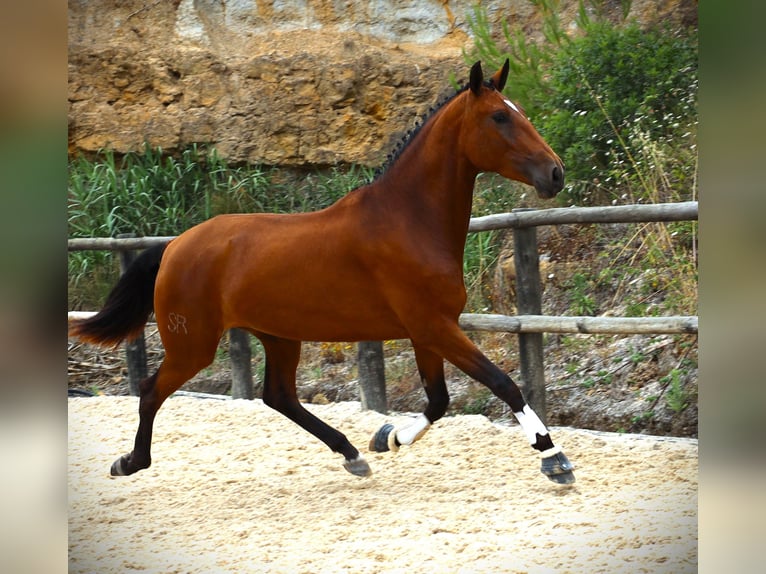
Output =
[{"x1": 68, "y1": 0, "x2": 697, "y2": 167}]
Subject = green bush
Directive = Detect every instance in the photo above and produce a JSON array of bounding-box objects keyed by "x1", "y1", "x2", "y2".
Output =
[
  {"x1": 68, "y1": 145, "x2": 376, "y2": 240},
  {"x1": 68, "y1": 144, "x2": 279, "y2": 241},
  {"x1": 464, "y1": 0, "x2": 698, "y2": 205},
  {"x1": 542, "y1": 21, "x2": 697, "y2": 202}
]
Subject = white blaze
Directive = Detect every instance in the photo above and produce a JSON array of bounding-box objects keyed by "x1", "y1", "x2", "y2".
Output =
[{"x1": 503, "y1": 98, "x2": 523, "y2": 117}]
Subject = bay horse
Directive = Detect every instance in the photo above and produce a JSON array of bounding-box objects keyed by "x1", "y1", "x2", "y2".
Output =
[{"x1": 69, "y1": 60, "x2": 575, "y2": 484}]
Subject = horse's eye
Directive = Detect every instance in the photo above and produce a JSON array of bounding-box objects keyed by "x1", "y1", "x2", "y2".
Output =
[{"x1": 492, "y1": 111, "x2": 510, "y2": 125}]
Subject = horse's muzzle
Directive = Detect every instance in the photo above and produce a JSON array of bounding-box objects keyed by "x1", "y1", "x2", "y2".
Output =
[{"x1": 533, "y1": 160, "x2": 565, "y2": 199}]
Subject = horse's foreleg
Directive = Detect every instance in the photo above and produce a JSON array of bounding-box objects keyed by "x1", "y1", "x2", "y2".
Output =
[
  {"x1": 259, "y1": 335, "x2": 371, "y2": 477},
  {"x1": 434, "y1": 326, "x2": 575, "y2": 484},
  {"x1": 369, "y1": 345, "x2": 448, "y2": 453}
]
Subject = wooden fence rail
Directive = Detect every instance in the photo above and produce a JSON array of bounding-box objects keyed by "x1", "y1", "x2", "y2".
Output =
[
  {"x1": 68, "y1": 236, "x2": 175, "y2": 251},
  {"x1": 67, "y1": 311, "x2": 699, "y2": 336},
  {"x1": 467, "y1": 200, "x2": 698, "y2": 231},
  {"x1": 459, "y1": 314, "x2": 698, "y2": 334},
  {"x1": 68, "y1": 201, "x2": 698, "y2": 421},
  {"x1": 66, "y1": 201, "x2": 699, "y2": 251}
]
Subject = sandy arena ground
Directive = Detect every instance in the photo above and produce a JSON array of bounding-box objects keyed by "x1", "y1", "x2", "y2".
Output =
[{"x1": 69, "y1": 396, "x2": 697, "y2": 573}]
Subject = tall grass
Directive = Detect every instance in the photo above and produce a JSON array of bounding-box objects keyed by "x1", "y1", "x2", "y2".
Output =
[
  {"x1": 463, "y1": 174, "x2": 534, "y2": 312},
  {"x1": 67, "y1": 145, "x2": 374, "y2": 308},
  {"x1": 601, "y1": 125, "x2": 698, "y2": 316}
]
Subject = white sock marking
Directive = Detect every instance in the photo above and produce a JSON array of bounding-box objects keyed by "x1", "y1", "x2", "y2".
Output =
[
  {"x1": 513, "y1": 405, "x2": 549, "y2": 445},
  {"x1": 395, "y1": 414, "x2": 431, "y2": 446},
  {"x1": 539, "y1": 445, "x2": 562, "y2": 459}
]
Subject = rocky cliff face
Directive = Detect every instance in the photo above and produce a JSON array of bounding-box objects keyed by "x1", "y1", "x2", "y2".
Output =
[{"x1": 68, "y1": 0, "x2": 696, "y2": 167}]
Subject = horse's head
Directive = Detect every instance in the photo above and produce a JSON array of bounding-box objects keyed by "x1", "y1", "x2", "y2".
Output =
[{"x1": 461, "y1": 60, "x2": 564, "y2": 199}]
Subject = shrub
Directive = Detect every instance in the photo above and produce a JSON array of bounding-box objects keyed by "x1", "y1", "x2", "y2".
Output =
[
  {"x1": 542, "y1": 21, "x2": 697, "y2": 202},
  {"x1": 464, "y1": 0, "x2": 698, "y2": 205}
]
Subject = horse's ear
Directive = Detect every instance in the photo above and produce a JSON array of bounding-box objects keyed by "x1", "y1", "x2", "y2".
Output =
[
  {"x1": 469, "y1": 61, "x2": 483, "y2": 96},
  {"x1": 490, "y1": 58, "x2": 510, "y2": 92}
]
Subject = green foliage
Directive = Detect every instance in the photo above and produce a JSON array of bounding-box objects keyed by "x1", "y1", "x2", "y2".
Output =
[
  {"x1": 631, "y1": 410, "x2": 654, "y2": 425},
  {"x1": 463, "y1": 1, "x2": 560, "y2": 118},
  {"x1": 582, "y1": 368, "x2": 612, "y2": 389},
  {"x1": 471, "y1": 173, "x2": 529, "y2": 215},
  {"x1": 463, "y1": 230, "x2": 500, "y2": 312},
  {"x1": 461, "y1": 388, "x2": 495, "y2": 415},
  {"x1": 566, "y1": 272, "x2": 597, "y2": 315},
  {"x1": 68, "y1": 144, "x2": 369, "y2": 244},
  {"x1": 68, "y1": 145, "x2": 373, "y2": 307},
  {"x1": 546, "y1": 22, "x2": 697, "y2": 203},
  {"x1": 662, "y1": 368, "x2": 691, "y2": 413},
  {"x1": 69, "y1": 145, "x2": 227, "y2": 240},
  {"x1": 463, "y1": 174, "x2": 534, "y2": 311},
  {"x1": 463, "y1": 0, "x2": 698, "y2": 319},
  {"x1": 464, "y1": 0, "x2": 698, "y2": 205}
]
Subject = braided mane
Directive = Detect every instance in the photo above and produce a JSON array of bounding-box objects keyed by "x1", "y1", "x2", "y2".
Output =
[
  {"x1": 372, "y1": 83, "x2": 469, "y2": 181},
  {"x1": 371, "y1": 76, "x2": 501, "y2": 182}
]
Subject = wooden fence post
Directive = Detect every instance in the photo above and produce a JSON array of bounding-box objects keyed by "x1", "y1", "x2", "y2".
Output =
[
  {"x1": 512, "y1": 211, "x2": 548, "y2": 423},
  {"x1": 117, "y1": 233, "x2": 147, "y2": 396},
  {"x1": 357, "y1": 341, "x2": 387, "y2": 413},
  {"x1": 229, "y1": 328, "x2": 254, "y2": 399}
]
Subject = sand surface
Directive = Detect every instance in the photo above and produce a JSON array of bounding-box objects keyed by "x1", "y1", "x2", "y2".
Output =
[{"x1": 69, "y1": 396, "x2": 697, "y2": 573}]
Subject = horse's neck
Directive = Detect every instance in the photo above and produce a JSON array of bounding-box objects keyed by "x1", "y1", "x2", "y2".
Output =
[{"x1": 371, "y1": 103, "x2": 478, "y2": 256}]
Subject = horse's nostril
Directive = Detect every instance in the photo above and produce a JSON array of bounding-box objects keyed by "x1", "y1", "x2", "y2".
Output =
[{"x1": 552, "y1": 165, "x2": 563, "y2": 183}]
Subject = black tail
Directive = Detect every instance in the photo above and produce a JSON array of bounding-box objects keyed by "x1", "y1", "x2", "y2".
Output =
[{"x1": 69, "y1": 243, "x2": 168, "y2": 348}]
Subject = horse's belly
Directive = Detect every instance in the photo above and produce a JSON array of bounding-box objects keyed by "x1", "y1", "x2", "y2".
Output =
[{"x1": 229, "y1": 290, "x2": 409, "y2": 342}]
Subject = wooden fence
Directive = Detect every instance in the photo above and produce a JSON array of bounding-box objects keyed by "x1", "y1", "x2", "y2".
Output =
[{"x1": 68, "y1": 201, "x2": 698, "y2": 422}]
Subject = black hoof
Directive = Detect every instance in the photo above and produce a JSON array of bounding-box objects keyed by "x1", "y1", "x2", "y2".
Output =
[
  {"x1": 110, "y1": 454, "x2": 147, "y2": 476},
  {"x1": 541, "y1": 452, "x2": 576, "y2": 484},
  {"x1": 369, "y1": 423, "x2": 395, "y2": 452},
  {"x1": 343, "y1": 455, "x2": 372, "y2": 477},
  {"x1": 110, "y1": 455, "x2": 129, "y2": 476}
]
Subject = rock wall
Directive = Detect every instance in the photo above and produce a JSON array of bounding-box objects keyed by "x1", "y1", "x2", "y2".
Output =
[{"x1": 68, "y1": 0, "x2": 696, "y2": 167}]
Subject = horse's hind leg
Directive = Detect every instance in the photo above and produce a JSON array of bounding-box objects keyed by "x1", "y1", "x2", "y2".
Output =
[
  {"x1": 370, "y1": 345, "x2": 448, "y2": 453},
  {"x1": 110, "y1": 369, "x2": 160, "y2": 476},
  {"x1": 111, "y1": 337, "x2": 220, "y2": 476},
  {"x1": 258, "y1": 334, "x2": 371, "y2": 477}
]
